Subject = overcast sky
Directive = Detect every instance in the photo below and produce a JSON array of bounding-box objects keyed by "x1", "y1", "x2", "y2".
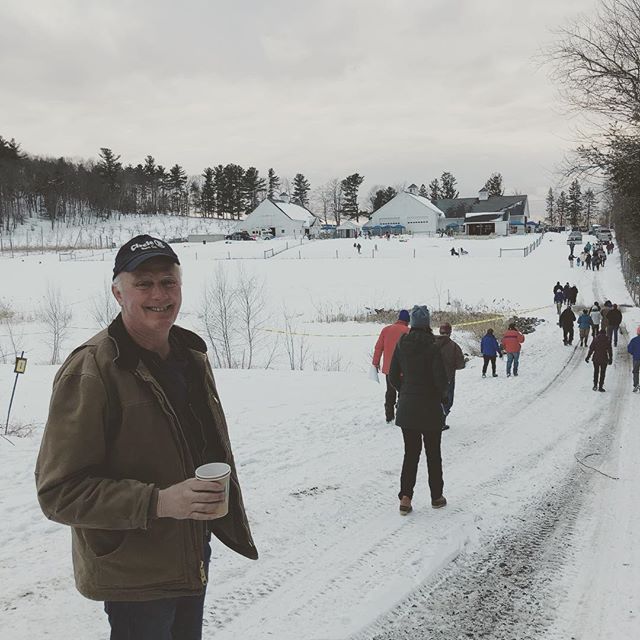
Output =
[{"x1": 0, "y1": 0, "x2": 599, "y2": 215}]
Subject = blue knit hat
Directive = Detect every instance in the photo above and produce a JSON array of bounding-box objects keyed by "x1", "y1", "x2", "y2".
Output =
[
  {"x1": 398, "y1": 309, "x2": 410, "y2": 322},
  {"x1": 410, "y1": 305, "x2": 430, "y2": 328}
]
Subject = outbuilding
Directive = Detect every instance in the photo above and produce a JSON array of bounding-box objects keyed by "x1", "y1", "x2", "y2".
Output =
[
  {"x1": 363, "y1": 185, "x2": 446, "y2": 235},
  {"x1": 235, "y1": 193, "x2": 320, "y2": 238}
]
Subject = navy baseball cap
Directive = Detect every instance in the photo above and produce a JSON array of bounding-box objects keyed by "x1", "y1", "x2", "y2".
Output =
[{"x1": 113, "y1": 235, "x2": 180, "y2": 280}]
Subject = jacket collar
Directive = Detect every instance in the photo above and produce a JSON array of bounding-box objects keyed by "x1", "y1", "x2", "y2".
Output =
[{"x1": 108, "y1": 313, "x2": 207, "y2": 371}]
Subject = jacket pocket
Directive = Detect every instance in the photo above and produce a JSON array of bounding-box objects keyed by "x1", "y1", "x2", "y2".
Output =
[{"x1": 88, "y1": 520, "x2": 189, "y2": 590}]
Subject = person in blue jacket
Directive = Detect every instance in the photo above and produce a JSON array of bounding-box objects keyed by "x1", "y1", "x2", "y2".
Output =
[
  {"x1": 627, "y1": 326, "x2": 640, "y2": 392},
  {"x1": 554, "y1": 290, "x2": 565, "y2": 315},
  {"x1": 576, "y1": 309, "x2": 593, "y2": 347},
  {"x1": 480, "y1": 328, "x2": 503, "y2": 378}
]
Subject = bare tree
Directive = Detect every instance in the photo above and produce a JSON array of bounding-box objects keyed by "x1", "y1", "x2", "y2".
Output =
[
  {"x1": 282, "y1": 306, "x2": 309, "y2": 370},
  {"x1": 41, "y1": 284, "x2": 73, "y2": 364},
  {"x1": 90, "y1": 279, "x2": 119, "y2": 328},
  {"x1": 235, "y1": 265, "x2": 268, "y2": 369},
  {"x1": 546, "y1": 0, "x2": 640, "y2": 125},
  {"x1": 200, "y1": 264, "x2": 237, "y2": 368}
]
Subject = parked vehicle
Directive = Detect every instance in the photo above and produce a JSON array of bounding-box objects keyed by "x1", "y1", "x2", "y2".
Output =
[
  {"x1": 596, "y1": 228, "x2": 613, "y2": 242},
  {"x1": 567, "y1": 230, "x2": 583, "y2": 245},
  {"x1": 225, "y1": 231, "x2": 255, "y2": 241}
]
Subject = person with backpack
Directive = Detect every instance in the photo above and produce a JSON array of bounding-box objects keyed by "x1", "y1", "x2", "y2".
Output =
[
  {"x1": 559, "y1": 305, "x2": 576, "y2": 345},
  {"x1": 577, "y1": 309, "x2": 593, "y2": 347},
  {"x1": 480, "y1": 328, "x2": 502, "y2": 377},
  {"x1": 627, "y1": 326, "x2": 640, "y2": 392},
  {"x1": 501, "y1": 323, "x2": 525, "y2": 377},
  {"x1": 586, "y1": 329, "x2": 613, "y2": 392},
  {"x1": 389, "y1": 305, "x2": 449, "y2": 515}
]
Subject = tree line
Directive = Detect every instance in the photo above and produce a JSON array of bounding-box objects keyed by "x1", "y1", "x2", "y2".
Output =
[
  {"x1": 0, "y1": 135, "x2": 512, "y2": 232},
  {"x1": 0, "y1": 139, "x2": 374, "y2": 230},
  {"x1": 544, "y1": 180, "x2": 598, "y2": 228}
]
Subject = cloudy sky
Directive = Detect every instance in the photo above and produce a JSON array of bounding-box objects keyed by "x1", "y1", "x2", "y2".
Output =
[{"x1": 0, "y1": 0, "x2": 599, "y2": 215}]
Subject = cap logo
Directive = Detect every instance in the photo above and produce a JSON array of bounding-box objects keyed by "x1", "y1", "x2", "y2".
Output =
[{"x1": 130, "y1": 239, "x2": 166, "y2": 252}]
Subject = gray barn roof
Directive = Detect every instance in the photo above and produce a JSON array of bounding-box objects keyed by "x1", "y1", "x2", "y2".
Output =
[{"x1": 437, "y1": 195, "x2": 527, "y2": 219}]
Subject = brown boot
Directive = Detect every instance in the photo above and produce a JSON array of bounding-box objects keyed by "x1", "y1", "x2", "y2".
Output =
[
  {"x1": 399, "y1": 496, "x2": 413, "y2": 515},
  {"x1": 431, "y1": 496, "x2": 447, "y2": 509}
]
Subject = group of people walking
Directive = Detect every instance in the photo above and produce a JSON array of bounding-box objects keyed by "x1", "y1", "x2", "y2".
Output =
[
  {"x1": 571, "y1": 240, "x2": 612, "y2": 270},
  {"x1": 553, "y1": 281, "x2": 578, "y2": 314},
  {"x1": 479, "y1": 324, "x2": 525, "y2": 378},
  {"x1": 372, "y1": 287, "x2": 639, "y2": 518},
  {"x1": 372, "y1": 308, "x2": 527, "y2": 518}
]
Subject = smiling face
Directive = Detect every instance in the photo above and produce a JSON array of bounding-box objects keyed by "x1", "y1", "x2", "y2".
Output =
[{"x1": 112, "y1": 257, "x2": 182, "y2": 352}]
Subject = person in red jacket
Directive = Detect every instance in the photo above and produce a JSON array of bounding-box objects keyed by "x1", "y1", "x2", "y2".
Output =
[
  {"x1": 501, "y1": 323, "x2": 525, "y2": 377},
  {"x1": 373, "y1": 310, "x2": 410, "y2": 422}
]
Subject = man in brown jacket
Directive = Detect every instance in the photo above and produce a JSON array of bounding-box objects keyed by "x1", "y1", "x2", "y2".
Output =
[
  {"x1": 435, "y1": 322, "x2": 466, "y2": 431},
  {"x1": 36, "y1": 235, "x2": 257, "y2": 640}
]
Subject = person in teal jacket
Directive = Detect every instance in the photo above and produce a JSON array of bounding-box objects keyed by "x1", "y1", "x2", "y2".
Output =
[{"x1": 577, "y1": 309, "x2": 593, "y2": 347}]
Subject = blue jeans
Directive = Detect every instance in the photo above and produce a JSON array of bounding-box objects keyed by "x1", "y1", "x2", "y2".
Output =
[
  {"x1": 633, "y1": 359, "x2": 640, "y2": 387},
  {"x1": 442, "y1": 378, "x2": 455, "y2": 416},
  {"x1": 506, "y1": 352, "x2": 520, "y2": 375},
  {"x1": 105, "y1": 543, "x2": 211, "y2": 640}
]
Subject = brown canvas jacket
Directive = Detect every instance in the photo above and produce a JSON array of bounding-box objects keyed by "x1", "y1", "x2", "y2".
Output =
[
  {"x1": 35, "y1": 316, "x2": 257, "y2": 602},
  {"x1": 435, "y1": 335, "x2": 466, "y2": 383}
]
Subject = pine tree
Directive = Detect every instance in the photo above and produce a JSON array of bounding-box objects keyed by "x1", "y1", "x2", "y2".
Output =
[
  {"x1": 168, "y1": 164, "x2": 188, "y2": 214},
  {"x1": 418, "y1": 183, "x2": 428, "y2": 198},
  {"x1": 292, "y1": 173, "x2": 311, "y2": 207},
  {"x1": 221, "y1": 164, "x2": 246, "y2": 219},
  {"x1": 556, "y1": 190, "x2": 568, "y2": 226},
  {"x1": 96, "y1": 148, "x2": 122, "y2": 213},
  {"x1": 142, "y1": 155, "x2": 158, "y2": 214},
  {"x1": 213, "y1": 165, "x2": 225, "y2": 217},
  {"x1": 370, "y1": 186, "x2": 397, "y2": 212},
  {"x1": 545, "y1": 188, "x2": 556, "y2": 226},
  {"x1": 483, "y1": 172, "x2": 504, "y2": 197},
  {"x1": 242, "y1": 167, "x2": 266, "y2": 213},
  {"x1": 440, "y1": 172, "x2": 459, "y2": 199},
  {"x1": 267, "y1": 168, "x2": 280, "y2": 199},
  {"x1": 340, "y1": 173, "x2": 365, "y2": 221},
  {"x1": 428, "y1": 178, "x2": 440, "y2": 203},
  {"x1": 200, "y1": 167, "x2": 216, "y2": 217},
  {"x1": 567, "y1": 179, "x2": 583, "y2": 228},
  {"x1": 583, "y1": 188, "x2": 598, "y2": 228}
]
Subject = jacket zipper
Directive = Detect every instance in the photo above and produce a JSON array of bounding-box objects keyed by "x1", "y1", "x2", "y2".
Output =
[{"x1": 135, "y1": 369, "x2": 206, "y2": 587}]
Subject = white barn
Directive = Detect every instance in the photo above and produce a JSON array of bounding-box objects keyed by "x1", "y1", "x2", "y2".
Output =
[
  {"x1": 363, "y1": 185, "x2": 446, "y2": 235},
  {"x1": 235, "y1": 193, "x2": 319, "y2": 238}
]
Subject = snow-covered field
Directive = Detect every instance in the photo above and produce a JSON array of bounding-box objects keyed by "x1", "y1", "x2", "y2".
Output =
[{"x1": 1, "y1": 226, "x2": 638, "y2": 639}]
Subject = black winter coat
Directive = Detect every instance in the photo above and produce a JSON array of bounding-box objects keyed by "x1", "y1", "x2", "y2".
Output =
[
  {"x1": 607, "y1": 308, "x2": 622, "y2": 328},
  {"x1": 388, "y1": 329, "x2": 449, "y2": 432},
  {"x1": 559, "y1": 308, "x2": 576, "y2": 327},
  {"x1": 587, "y1": 333, "x2": 613, "y2": 365}
]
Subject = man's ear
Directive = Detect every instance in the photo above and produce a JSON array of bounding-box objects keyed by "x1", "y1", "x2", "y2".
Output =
[{"x1": 112, "y1": 283, "x2": 123, "y2": 306}]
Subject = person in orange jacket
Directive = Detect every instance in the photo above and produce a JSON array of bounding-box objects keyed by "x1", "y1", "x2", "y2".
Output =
[
  {"x1": 373, "y1": 310, "x2": 410, "y2": 422},
  {"x1": 501, "y1": 322, "x2": 525, "y2": 377}
]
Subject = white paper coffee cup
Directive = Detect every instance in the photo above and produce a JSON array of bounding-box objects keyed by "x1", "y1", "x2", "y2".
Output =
[{"x1": 195, "y1": 462, "x2": 231, "y2": 519}]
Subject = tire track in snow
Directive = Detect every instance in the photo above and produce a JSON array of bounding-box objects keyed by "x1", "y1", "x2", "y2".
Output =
[{"x1": 356, "y1": 313, "x2": 629, "y2": 640}]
